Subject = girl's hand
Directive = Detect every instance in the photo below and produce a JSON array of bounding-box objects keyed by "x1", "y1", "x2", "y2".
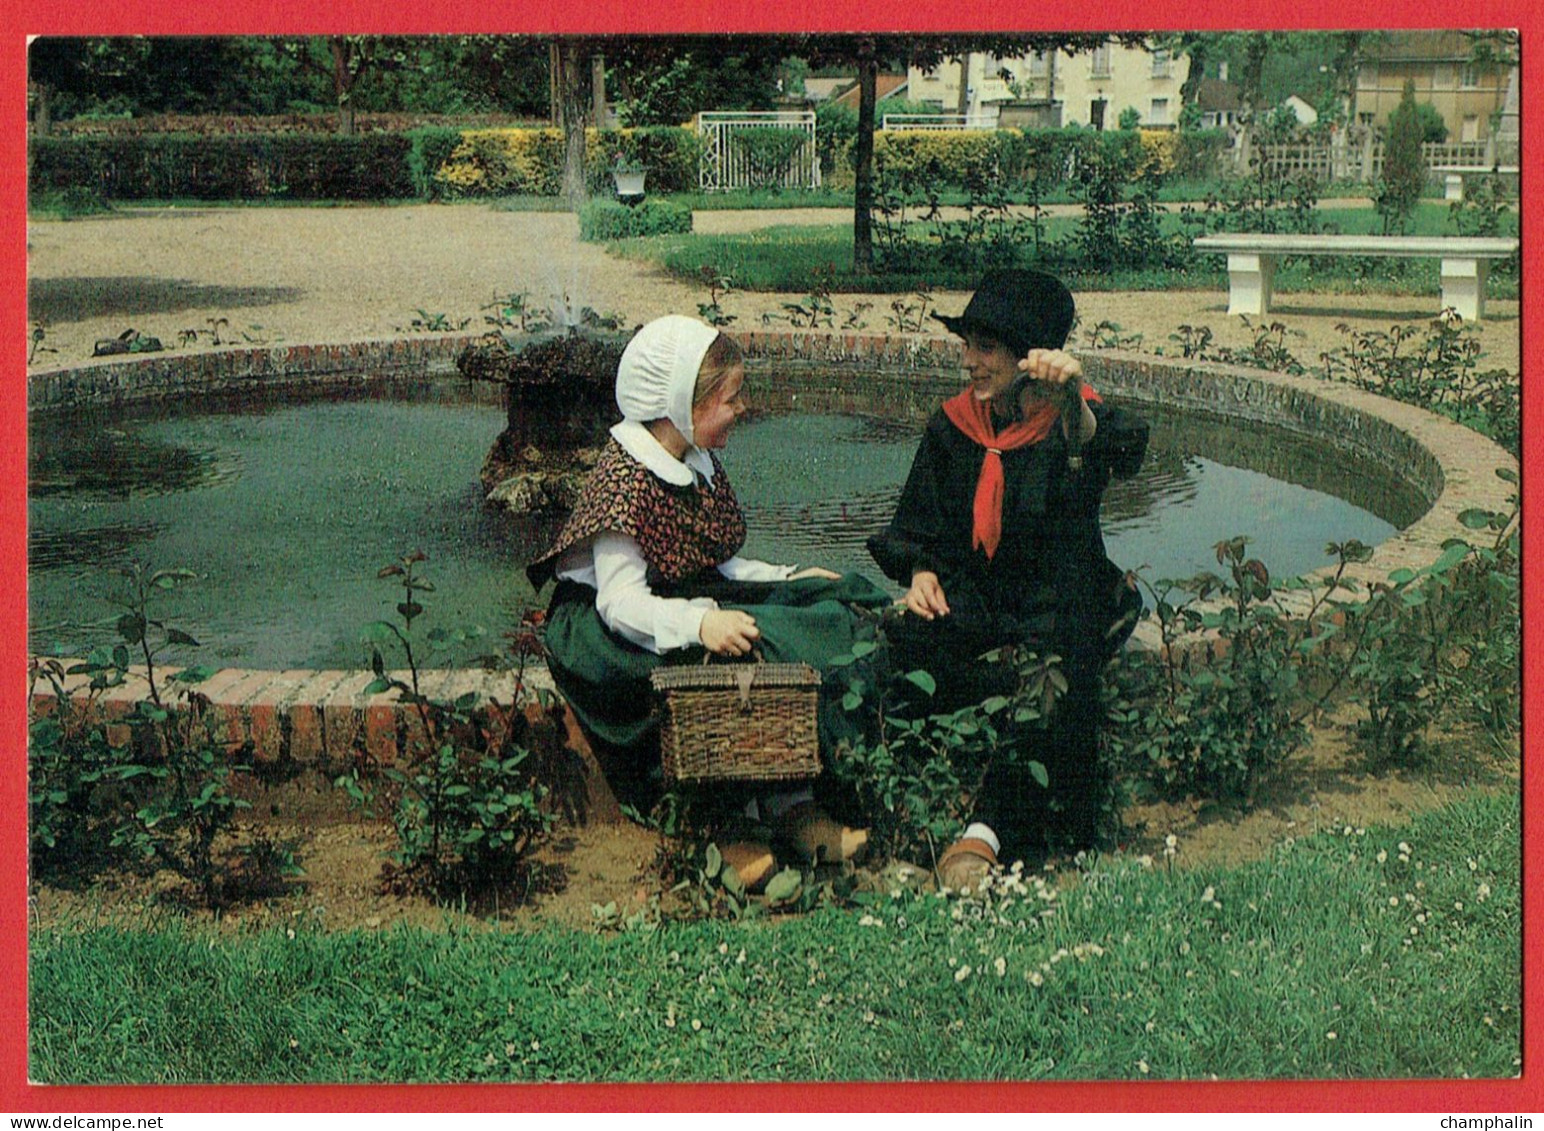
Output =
[
  {"x1": 700, "y1": 609, "x2": 761, "y2": 656},
  {"x1": 788, "y1": 566, "x2": 841, "y2": 581},
  {"x1": 903, "y1": 570, "x2": 950, "y2": 619}
]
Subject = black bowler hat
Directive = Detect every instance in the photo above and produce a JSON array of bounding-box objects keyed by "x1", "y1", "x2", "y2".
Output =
[{"x1": 932, "y1": 268, "x2": 1076, "y2": 356}]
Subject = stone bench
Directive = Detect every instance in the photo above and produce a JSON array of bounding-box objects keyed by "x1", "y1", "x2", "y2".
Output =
[
  {"x1": 1192, "y1": 233, "x2": 1518, "y2": 322},
  {"x1": 1431, "y1": 164, "x2": 1520, "y2": 202}
]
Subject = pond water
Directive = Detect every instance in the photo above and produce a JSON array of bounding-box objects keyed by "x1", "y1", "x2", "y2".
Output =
[{"x1": 28, "y1": 383, "x2": 1425, "y2": 670}]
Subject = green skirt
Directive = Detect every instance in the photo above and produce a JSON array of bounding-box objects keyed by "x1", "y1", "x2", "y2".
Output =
[{"x1": 541, "y1": 572, "x2": 892, "y2": 762}]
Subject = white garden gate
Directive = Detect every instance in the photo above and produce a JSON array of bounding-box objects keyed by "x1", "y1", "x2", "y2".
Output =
[{"x1": 697, "y1": 110, "x2": 821, "y2": 192}]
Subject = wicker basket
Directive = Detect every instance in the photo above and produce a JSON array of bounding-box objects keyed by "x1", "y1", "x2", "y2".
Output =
[{"x1": 650, "y1": 660, "x2": 822, "y2": 783}]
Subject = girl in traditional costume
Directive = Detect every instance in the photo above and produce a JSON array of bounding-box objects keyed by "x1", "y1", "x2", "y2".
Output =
[
  {"x1": 867, "y1": 270, "x2": 1149, "y2": 887},
  {"x1": 529, "y1": 315, "x2": 889, "y2": 887}
]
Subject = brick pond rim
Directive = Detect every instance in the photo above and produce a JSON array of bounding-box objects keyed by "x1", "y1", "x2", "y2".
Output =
[{"x1": 27, "y1": 331, "x2": 1518, "y2": 823}]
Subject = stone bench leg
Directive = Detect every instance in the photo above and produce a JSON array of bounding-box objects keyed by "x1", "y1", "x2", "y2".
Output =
[
  {"x1": 1440, "y1": 257, "x2": 1488, "y2": 322},
  {"x1": 1225, "y1": 252, "x2": 1275, "y2": 316},
  {"x1": 1444, "y1": 173, "x2": 1465, "y2": 202}
]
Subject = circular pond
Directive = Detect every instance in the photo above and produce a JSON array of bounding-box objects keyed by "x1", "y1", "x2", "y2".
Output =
[{"x1": 28, "y1": 379, "x2": 1424, "y2": 670}]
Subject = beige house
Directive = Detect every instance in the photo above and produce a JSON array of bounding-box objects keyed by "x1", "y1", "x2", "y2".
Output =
[
  {"x1": 906, "y1": 39, "x2": 1190, "y2": 130},
  {"x1": 1354, "y1": 30, "x2": 1513, "y2": 144}
]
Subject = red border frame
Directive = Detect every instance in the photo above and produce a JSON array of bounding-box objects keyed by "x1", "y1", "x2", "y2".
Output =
[{"x1": 5, "y1": 0, "x2": 1537, "y2": 1114}]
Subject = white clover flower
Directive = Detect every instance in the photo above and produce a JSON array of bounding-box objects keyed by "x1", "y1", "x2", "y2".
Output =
[
  {"x1": 1477, "y1": 882, "x2": 1492, "y2": 901},
  {"x1": 1326, "y1": 1032, "x2": 1338, "y2": 1041},
  {"x1": 1201, "y1": 885, "x2": 1216, "y2": 904},
  {"x1": 1376, "y1": 850, "x2": 1387, "y2": 864},
  {"x1": 1027, "y1": 970, "x2": 1044, "y2": 987},
  {"x1": 994, "y1": 957, "x2": 1007, "y2": 978},
  {"x1": 1398, "y1": 842, "x2": 1411, "y2": 854},
  {"x1": 955, "y1": 965, "x2": 972, "y2": 982},
  {"x1": 691, "y1": 1019, "x2": 702, "y2": 1031},
  {"x1": 1138, "y1": 1059, "x2": 1150, "y2": 1074}
]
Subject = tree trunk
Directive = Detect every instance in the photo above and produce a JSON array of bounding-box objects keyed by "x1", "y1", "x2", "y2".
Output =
[
  {"x1": 33, "y1": 83, "x2": 52, "y2": 137},
  {"x1": 957, "y1": 53, "x2": 973, "y2": 116},
  {"x1": 556, "y1": 40, "x2": 590, "y2": 211},
  {"x1": 329, "y1": 37, "x2": 358, "y2": 137},
  {"x1": 591, "y1": 53, "x2": 608, "y2": 129},
  {"x1": 852, "y1": 43, "x2": 878, "y2": 276}
]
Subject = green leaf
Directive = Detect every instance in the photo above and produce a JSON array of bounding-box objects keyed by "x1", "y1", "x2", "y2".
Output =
[
  {"x1": 361, "y1": 621, "x2": 400, "y2": 644},
  {"x1": 1426, "y1": 543, "x2": 1471, "y2": 575},
  {"x1": 704, "y1": 843, "x2": 722, "y2": 879},
  {"x1": 904, "y1": 670, "x2": 936, "y2": 696},
  {"x1": 1458, "y1": 508, "x2": 1496, "y2": 530},
  {"x1": 849, "y1": 641, "x2": 878, "y2": 659},
  {"x1": 170, "y1": 664, "x2": 215, "y2": 683},
  {"x1": 164, "y1": 627, "x2": 200, "y2": 647},
  {"x1": 1028, "y1": 761, "x2": 1049, "y2": 789},
  {"x1": 363, "y1": 677, "x2": 393, "y2": 695},
  {"x1": 841, "y1": 691, "x2": 862, "y2": 712},
  {"x1": 763, "y1": 868, "x2": 803, "y2": 905}
]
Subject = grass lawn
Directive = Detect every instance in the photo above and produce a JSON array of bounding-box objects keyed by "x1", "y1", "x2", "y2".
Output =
[
  {"x1": 602, "y1": 202, "x2": 1519, "y2": 299},
  {"x1": 30, "y1": 790, "x2": 1519, "y2": 1083}
]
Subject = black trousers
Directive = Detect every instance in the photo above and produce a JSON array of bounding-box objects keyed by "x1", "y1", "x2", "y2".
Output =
[{"x1": 882, "y1": 583, "x2": 1141, "y2": 858}]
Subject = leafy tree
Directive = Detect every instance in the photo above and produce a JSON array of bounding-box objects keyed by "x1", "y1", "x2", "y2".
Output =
[
  {"x1": 795, "y1": 33, "x2": 1131, "y2": 274},
  {"x1": 276, "y1": 36, "x2": 420, "y2": 135},
  {"x1": 1376, "y1": 79, "x2": 1426, "y2": 234},
  {"x1": 607, "y1": 40, "x2": 783, "y2": 126},
  {"x1": 28, "y1": 38, "x2": 152, "y2": 133},
  {"x1": 1413, "y1": 101, "x2": 1448, "y2": 143}
]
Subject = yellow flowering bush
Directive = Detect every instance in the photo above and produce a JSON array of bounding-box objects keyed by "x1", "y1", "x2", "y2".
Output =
[
  {"x1": 1137, "y1": 129, "x2": 1179, "y2": 177},
  {"x1": 430, "y1": 127, "x2": 700, "y2": 199},
  {"x1": 875, "y1": 130, "x2": 1001, "y2": 186}
]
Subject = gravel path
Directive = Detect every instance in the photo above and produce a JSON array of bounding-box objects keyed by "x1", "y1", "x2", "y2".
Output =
[{"x1": 26, "y1": 202, "x2": 1519, "y2": 376}]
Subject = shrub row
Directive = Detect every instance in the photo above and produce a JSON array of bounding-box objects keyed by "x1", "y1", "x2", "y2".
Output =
[
  {"x1": 871, "y1": 127, "x2": 1233, "y2": 190},
  {"x1": 577, "y1": 198, "x2": 693, "y2": 241},
  {"x1": 433, "y1": 127, "x2": 701, "y2": 199},
  {"x1": 29, "y1": 122, "x2": 1235, "y2": 203},
  {"x1": 29, "y1": 133, "x2": 420, "y2": 200}
]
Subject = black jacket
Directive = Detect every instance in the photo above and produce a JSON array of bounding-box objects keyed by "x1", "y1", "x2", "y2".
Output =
[{"x1": 868, "y1": 399, "x2": 1148, "y2": 642}]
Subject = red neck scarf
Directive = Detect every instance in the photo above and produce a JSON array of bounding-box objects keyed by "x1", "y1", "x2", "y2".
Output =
[{"x1": 942, "y1": 383, "x2": 1101, "y2": 559}]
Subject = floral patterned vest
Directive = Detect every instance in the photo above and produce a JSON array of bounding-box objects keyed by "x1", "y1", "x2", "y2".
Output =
[{"x1": 527, "y1": 438, "x2": 748, "y2": 590}]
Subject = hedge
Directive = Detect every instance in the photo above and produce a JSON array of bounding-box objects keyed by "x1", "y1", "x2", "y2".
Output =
[
  {"x1": 577, "y1": 198, "x2": 693, "y2": 241},
  {"x1": 29, "y1": 133, "x2": 419, "y2": 200},
  {"x1": 872, "y1": 126, "x2": 1232, "y2": 191},
  {"x1": 433, "y1": 126, "x2": 701, "y2": 199}
]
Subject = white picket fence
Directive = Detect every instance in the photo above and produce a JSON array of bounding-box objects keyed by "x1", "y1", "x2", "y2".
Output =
[
  {"x1": 1248, "y1": 135, "x2": 1518, "y2": 185},
  {"x1": 880, "y1": 112, "x2": 999, "y2": 131},
  {"x1": 697, "y1": 110, "x2": 821, "y2": 192}
]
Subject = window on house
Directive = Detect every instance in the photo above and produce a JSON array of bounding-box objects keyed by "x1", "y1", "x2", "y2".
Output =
[
  {"x1": 1460, "y1": 63, "x2": 1480, "y2": 88},
  {"x1": 1462, "y1": 114, "x2": 1480, "y2": 142},
  {"x1": 1091, "y1": 45, "x2": 1111, "y2": 78},
  {"x1": 1028, "y1": 50, "x2": 1048, "y2": 77},
  {"x1": 1151, "y1": 49, "x2": 1172, "y2": 79},
  {"x1": 1090, "y1": 98, "x2": 1107, "y2": 129},
  {"x1": 1150, "y1": 98, "x2": 1169, "y2": 125}
]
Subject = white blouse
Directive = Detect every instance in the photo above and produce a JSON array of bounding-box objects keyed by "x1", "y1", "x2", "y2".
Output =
[{"x1": 552, "y1": 421, "x2": 794, "y2": 654}]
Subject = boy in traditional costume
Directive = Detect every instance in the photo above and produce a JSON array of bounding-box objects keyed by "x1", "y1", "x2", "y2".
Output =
[{"x1": 868, "y1": 271, "x2": 1149, "y2": 888}]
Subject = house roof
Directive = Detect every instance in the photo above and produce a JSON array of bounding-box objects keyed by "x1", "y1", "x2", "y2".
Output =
[
  {"x1": 1193, "y1": 77, "x2": 1242, "y2": 112},
  {"x1": 1366, "y1": 30, "x2": 1477, "y2": 63},
  {"x1": 832, "y1": 74, "x2": 908, "y2": 109},
  {"x1": 802, "y1": 77, "x2": 855, "y2": 102}
]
